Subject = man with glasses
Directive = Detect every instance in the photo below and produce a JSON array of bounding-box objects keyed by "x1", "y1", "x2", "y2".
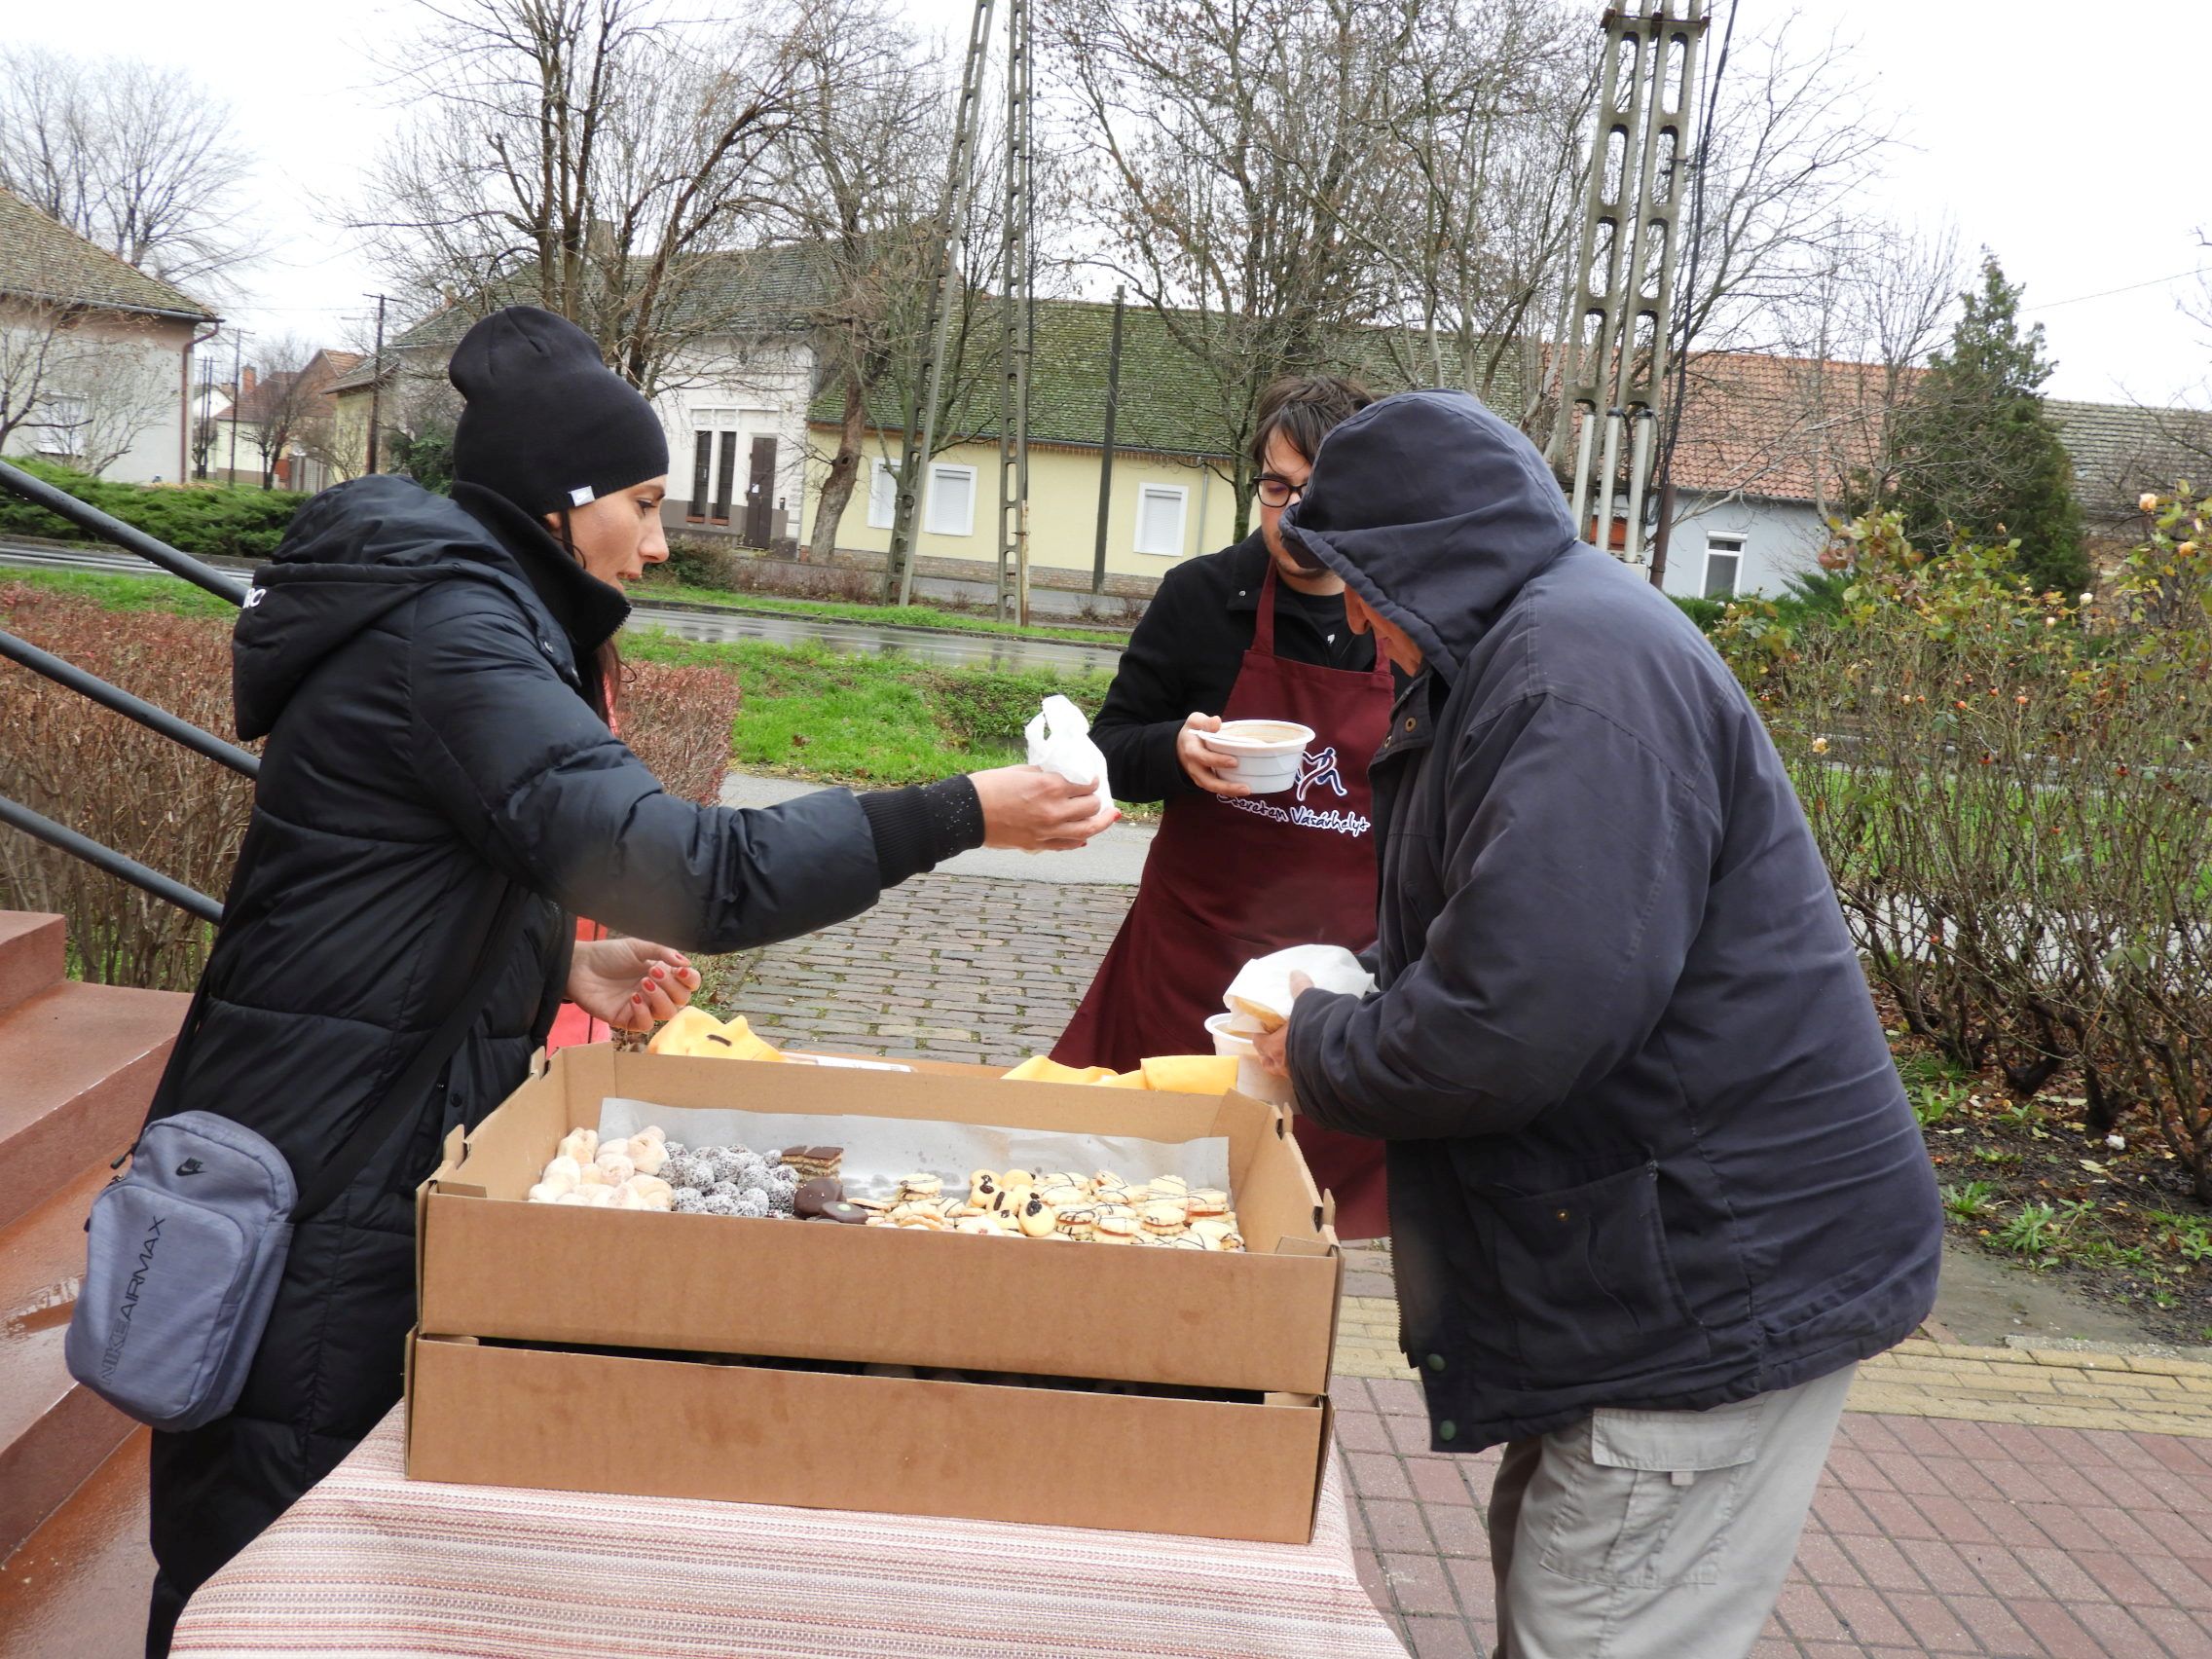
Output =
[{"x1": 1052, "y1": 373, "x2": 1395, "y2": 1239}]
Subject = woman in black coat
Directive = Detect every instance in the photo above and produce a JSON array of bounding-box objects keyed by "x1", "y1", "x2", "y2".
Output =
[{"x1": 143, "y1": 307, "x2": 1113, "y2": 1654}]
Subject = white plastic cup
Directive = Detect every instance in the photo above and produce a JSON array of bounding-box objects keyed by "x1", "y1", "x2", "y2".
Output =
[
  {"x1": 1198, "y1": 719, "x2": 1316, "y2": 795},
  {"x1": 1204, "y1": 1011, "x2": 1292, "y2": 1105}
]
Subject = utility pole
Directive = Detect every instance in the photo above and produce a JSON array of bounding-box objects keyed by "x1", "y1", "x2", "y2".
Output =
[
  {"x1": 1549, "y1": 0, "x2": 1707, "y2": 577},
  {"x1": 994, "y1": 0, "x2": 1035, "y2": 623},
  {"x1": 1091, "y1": 286, "x2": 1125, "y2": 595},
  {"x1": 227, "y1": 330, "x2": 247, "y2": 487},
  {"x1": 891, "y1": 0, "x2": 997, "y2": 607},
  {"x1": 365, "y1": 294, "x2": 388, "y2": 476}
]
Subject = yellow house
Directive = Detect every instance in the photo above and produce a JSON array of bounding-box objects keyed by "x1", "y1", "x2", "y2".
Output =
[{"x1": 802, "y1": 298, "x2": 1260, "y2": 591}]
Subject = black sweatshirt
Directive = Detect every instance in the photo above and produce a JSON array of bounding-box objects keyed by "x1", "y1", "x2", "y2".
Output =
[{"x1": 1091, "y1": 534, "x2": 1377, "y2": 804}]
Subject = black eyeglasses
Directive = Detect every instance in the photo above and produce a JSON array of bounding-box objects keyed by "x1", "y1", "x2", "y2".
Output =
[{"x1": 1255, "y1": 474, "x2": 1305, "y2": 509}]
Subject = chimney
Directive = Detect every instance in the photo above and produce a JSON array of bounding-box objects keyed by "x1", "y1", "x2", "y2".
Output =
[{"x1": 241, "y1": 366, "x2": 259, "y2": 398}]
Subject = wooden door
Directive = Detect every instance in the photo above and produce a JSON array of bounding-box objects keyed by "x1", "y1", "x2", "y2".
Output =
[{"x1": 743, "y1": 435, "x2": 776, "y2": 547}]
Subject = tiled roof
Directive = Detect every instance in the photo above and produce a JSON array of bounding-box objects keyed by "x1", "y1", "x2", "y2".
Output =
[
  {"x1": 2046, "y1": 397, "x2": 2212, "y2": 517},
  {"x1": 1662, "y1": 353, "x2": 2212, "y2": 519},
  {"x1": 1663, "y1": 350, "x2": 1917, "y2": 503},
  {"x1": 328, "y1": 241, "x2": 844, "y2": 394},
  {"x1": 809, "y1": 295, "x2": 1530, "y2": 458},
  {"x1": 0, "y1": 185, "x2": 218, "y2": 321}
]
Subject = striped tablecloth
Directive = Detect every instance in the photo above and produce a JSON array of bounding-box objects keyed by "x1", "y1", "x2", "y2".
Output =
[{"x1": 173, "y1": 1406, "x2": 1408, "y2": 1658}]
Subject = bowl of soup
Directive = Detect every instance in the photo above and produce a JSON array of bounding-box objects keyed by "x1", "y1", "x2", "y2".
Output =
[{"x1": 1198, "y1": 719, "x2": 1314, "y2": 794}]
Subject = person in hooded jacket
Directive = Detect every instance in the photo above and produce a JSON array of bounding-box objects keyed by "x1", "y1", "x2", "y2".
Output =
[
  {"x1": 1250, "y1": 391, "x2": 1941, "y2": 1659},
  {"x1": 142, "y1": 306, "x2": 1114, "y2": 1656}
]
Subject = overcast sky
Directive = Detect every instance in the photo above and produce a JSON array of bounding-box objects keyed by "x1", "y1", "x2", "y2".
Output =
[{"x1": 16, "y1": 0, "x2": 2205, "y2": 409}]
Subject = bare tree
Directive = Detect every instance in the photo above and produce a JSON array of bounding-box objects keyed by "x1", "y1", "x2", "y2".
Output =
[
  {"x1": 0, "y1": 298, "x2": 80, "y2": 455},
  {"x1": 67, "y1": 330, "x2": 179, "y2": 476},
  {"x1": 353, "y1": 0, "x2": 819, "y2": 396},
  {"x1": 1041, "y1": 0, "x2": 1402, "y2": 533},
  {"x1": 768, "y1": 2, "x2": 949, "y2": 561},
  {"x1": 1308, "y1": 0, "x2": 1595, "y2": 428},
  {"x1": 239, "y1": 338, "x2": 323, "y2": 491},
  {"x1": 0, "y1": 47, "x2": 257, "y2": 291},
  {"x1": 0, "y1": 253, "x2": 178, "y2": 476},
  {"x1": 1687, "y1": 217, "x2": 1959, "y2": 524},
  {"x1": 1671, "y1": 16, "x2": 1897, "y2": 360}
]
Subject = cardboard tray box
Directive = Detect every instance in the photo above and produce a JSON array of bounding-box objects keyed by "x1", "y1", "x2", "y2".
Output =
[
  {"x1": 404, "y1": 1331, "x2": 1332, "y2": 1545},
  {"x1": 417, "y1": 1045, "x2": 1344, "y2": 1397}
]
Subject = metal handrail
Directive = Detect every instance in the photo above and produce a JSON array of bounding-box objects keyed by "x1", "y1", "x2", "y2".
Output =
[
  {"x1": 0, "y1": 462, "x2": 252, "y2": 923},
  {"x1": 0, "y1": 794, "x2": 224, "y2": 923},
  {"x1": 0, "y1": 631, "x2": 259, "y2": 778},
  {"x1": 0, "y1": 458, "x2": 250, "y2": 605}
]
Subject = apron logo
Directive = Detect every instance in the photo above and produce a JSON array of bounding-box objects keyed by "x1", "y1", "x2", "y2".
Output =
[{"x1": 1295, "y1": 747, "x2": 1346, "y2": 803}]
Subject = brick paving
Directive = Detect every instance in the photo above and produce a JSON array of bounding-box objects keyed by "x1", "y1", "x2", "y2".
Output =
[
  {"x1": 724, "y1": 871, "x2": 2212, "y2": 1658},
  {"x1": 710, "y1": 870, "x2": 1131, "y2": 1069}
]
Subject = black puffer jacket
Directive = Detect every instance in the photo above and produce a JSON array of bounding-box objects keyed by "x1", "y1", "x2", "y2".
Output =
[
  {"x1": 145, "y1": 475, "x2": 901, "y2": 1647},
  {"x1": 1281, "y1": 392, "x2": 1941, "y2": 1453}
]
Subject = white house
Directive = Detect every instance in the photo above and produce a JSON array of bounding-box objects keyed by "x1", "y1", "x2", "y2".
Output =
[{"x1": 0, "y1": 185, "x2": 220, "y2": 485}]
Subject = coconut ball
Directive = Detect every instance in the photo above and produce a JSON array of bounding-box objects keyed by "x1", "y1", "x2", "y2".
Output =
[
  {"x1": 662, "y1": 1153, "x2": 713, "y2": 1191},
  {"x1": 670, "y1": 1187, "x2": 705, "y2": 1212}
]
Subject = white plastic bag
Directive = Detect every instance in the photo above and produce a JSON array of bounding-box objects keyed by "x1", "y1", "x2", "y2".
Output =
[
  {"x1": 1224, "y1": 944, "x2": 1376, "y2": 1030},
  {"x1": 1024, "y1": 694, "x2": 1112, "y2": 817}
]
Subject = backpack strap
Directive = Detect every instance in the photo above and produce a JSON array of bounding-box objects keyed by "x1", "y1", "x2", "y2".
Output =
[{"x1": 291, "y1": 879, "x2": 532, "y2": 1221}]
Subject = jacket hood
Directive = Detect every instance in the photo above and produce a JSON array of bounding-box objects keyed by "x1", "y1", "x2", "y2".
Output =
[
  {"x1": 1280, "y1": 389, "x2": 1579, "y2": 672},
  {"x1": 233, "y1": 474, "x2": 557, "y2": 741}
]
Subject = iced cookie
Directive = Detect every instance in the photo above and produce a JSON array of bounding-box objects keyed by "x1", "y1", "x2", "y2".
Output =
[
  {"x1": 1094, "y1": 1214, "x2": 1140, "y2": 1243},
  {"x1": 895, "y1": 1173, "x2": 942, "y2": 1202},
  {"x1": 1138, "y1": 1198, "x2": 1189, "y2": 1235},
  {"x1": 793, "y1": 1176, "x2": 844, "y2": 1218}
]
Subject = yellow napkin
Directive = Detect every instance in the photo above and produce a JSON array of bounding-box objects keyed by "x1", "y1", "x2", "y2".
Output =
[{"x1": 647, "y1": 1008, "x2": 785, "y2": 1062}]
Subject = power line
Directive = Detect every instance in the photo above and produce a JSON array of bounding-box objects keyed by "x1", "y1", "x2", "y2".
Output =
[{"x1": 2021, "y1": 266, "x2": 2205, "y2": 313}]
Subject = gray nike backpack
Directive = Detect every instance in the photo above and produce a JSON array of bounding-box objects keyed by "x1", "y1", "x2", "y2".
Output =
[{"x1": 67, "y1": 881, "x2": 525, "y2": 1432}]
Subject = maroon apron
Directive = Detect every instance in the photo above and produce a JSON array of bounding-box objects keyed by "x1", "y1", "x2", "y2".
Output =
[{"x1": 1054, "y1": 562, "x2": 1395, "y2": 1239}]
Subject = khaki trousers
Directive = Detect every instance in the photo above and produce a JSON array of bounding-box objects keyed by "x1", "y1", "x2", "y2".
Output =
[{"x1": 1488, "y1": 1363, "x2": 1857, "y2": 1659}]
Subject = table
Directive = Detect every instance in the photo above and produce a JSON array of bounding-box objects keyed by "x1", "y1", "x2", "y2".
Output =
[{"x1": 173, "y1": 1406, "x2": 1408, "y2": 1658}]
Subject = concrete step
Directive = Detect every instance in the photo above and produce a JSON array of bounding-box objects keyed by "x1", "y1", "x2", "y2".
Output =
[
  {"x1": 0, "y1": 1430, "x2": 150, "y2": 1659},
  {"x1": 0, "y1": 1162, "x2": 132, "y2": 1560},
  {"x1": 0, "y1": 912, "x2": 63, "y2": 1017},
  {"x1": 0, "y1": 978, "x2": 184, "y2": 1233}
]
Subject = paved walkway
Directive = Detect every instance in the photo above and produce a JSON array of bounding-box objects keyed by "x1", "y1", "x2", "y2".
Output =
[{"x1": 716, "y1": 871, "x2": 2212, "y2": 1658}]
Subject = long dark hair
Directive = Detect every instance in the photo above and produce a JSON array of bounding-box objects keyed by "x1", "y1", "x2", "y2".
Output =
[{"x1": 554, "y1": 504, "x2": 626, "y2": 725}]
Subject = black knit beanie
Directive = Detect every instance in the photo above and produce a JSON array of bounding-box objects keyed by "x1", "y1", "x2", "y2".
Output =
[{"x1": 449, "y1": 306, "x2": 668, "y2": 517}]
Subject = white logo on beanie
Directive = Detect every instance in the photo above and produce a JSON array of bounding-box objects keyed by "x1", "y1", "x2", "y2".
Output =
[{"x1": 569, "y1": 486, "x2": 596, "y2": 506}]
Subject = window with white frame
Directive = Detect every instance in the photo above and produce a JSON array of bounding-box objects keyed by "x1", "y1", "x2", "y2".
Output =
[
  {"x1": 925, "y1": 462, "x2": 977, "y2": 536},
  {"x1": 1133, "y1": 483, "x2": 1188, "y2": 557},
  {"x1": 1702, "y1": 534, "x2": 1745, "y2": 600},
  {"x1": 867, "y1": 459, "x2": 898, "y2": 530},
  {"x1": 39, "y1": 395, "x2": 87, "y2": 451}
]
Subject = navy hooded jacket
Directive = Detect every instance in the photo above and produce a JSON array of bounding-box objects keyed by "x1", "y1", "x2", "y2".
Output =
[{"x1": 1280, "y1": 391, "x2": 1941, "y2": 1452}]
